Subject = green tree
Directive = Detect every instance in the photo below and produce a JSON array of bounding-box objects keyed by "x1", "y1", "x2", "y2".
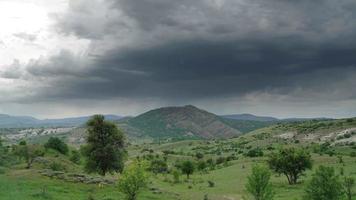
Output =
[
  {"x1": 246, "y1": 165, "x2": 274, "y2": 200},
  {"x1": 44, "y1": 137, "x2": 69, "y2": 155},
  {"x1": 181, "y1": 160, "x2": 195, "y2": 179},
  {"x1": 118, "y1": 161, "x2": 149, "y2": 200},
  {"x1": 14, "y1": 144, "x2": 44, "y2": 169},
  {"x1": 268, "y1": 147, "x2": 312, "y2": 184},
  {"x1": 304, "y1": 166, "x2": 344, "y2": 200},
  {"x1": 344, "y1": 176, "x2": 355, "y2": 200},
  {"x1": 83, "y1": 115, "x2": 126, "y2": 176}
]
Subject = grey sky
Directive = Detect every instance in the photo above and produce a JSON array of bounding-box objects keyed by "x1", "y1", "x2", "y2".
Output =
[{"x1": 0, "y1": 0, "x2": 355, "y2": 118}]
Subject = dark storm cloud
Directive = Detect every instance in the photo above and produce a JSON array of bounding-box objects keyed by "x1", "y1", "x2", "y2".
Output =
[{"x1": 24, "y1": 0, "x2": 356, "y2": 104}]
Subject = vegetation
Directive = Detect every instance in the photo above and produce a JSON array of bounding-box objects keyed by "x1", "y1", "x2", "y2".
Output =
[
  {"x1": 14, "y1": 143, "x2": 44, "y2": 169},
  {"x1": 83, "y1": 115, "x2": 126, "y2": 176},
  {"x1": 344, "y1": 176, "x2": 355, "y2": 200},
  {"x1": 118, "y1": 161, "x2": 149, "y2": 200},
  {"x1": 304, "y1": 166, "x2": 344, "y2": 200},
  {"x1": 268, "y1": 147, "x2": 312, "y2": 184},
  {"x1": 181, "y1": 160, "x2": 195, "y2": 179},
  {"x1": 246, "y1": 165, "x2": 274, "y2": 200},
  {"x1": 1, "y1": 116, "x2": 356, "y2": 200},
  {"x1": 44, "y1": 137, "x2": 69, "y2": 155}
]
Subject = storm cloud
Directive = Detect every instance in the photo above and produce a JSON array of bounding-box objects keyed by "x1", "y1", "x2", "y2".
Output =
[{"x1": 1, "y1": 0, "x2": 356, "y2": 118}]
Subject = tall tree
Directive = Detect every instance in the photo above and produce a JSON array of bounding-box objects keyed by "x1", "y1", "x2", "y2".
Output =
[
  {"x1": 246, "y1": 165, "x2": 274, "y2": 200},
  {"x1": 304, "y1": 166, "x2": 344, "y2": 200},
  {"x1": 83, "y1": 115, "x2": 126, "y2": 176},
  {"x1": 268, "y1": 147, "x2": 312, "y2": 184}
]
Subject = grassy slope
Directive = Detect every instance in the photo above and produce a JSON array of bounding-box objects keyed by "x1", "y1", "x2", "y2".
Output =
[{"x1": 1, "y1": 118, "x2": 356, "y2": 200}]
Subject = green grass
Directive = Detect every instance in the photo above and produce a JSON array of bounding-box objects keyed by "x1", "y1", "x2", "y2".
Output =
[{"x1": 2, "y1": 152, "x2": 356, "y2": 200}]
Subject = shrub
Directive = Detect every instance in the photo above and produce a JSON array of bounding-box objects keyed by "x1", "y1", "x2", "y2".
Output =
[
  {"x1": 246, "y1": 148, "x2": 264, "y2": 157},
  {"x1": 44, "y1": 137, "x2": 69, "y2": 155},
  {"x1": 118, "y1": 161, "x2": 149, "y2": 200},
  {"x1": 344, "y1": 176, "x2": 355, "y2": 200},
  {"x1": 195, "y1": 152, "x2": 204, "y2": 159},
  {"x1": 246, "y1": 165, "x2": 274, "y2": 200},
  {"x1": 207, "y1": 180, "x2": 215, "y2": 187},
  {"x1": 304, "y1": 166, "x2": 344, "y2": 200},
  {"x1": 149, "y1": 159, "x2": 168, "y2": 174},
  {"x1": 172, "y1": 170, "x2": 180, "y2": 183},
  {"x1": 216, "y1": 157, "x2": 226, "y2": 165},
  {"x1": 197, "y1": 160, "x2": 207, "y2": 171},
  {"x1": 69, "y1": 150, "x2": 81, "y2": 164},
  {"x1": 49, "y1": 162, "x2": 66, "y2": 171}
]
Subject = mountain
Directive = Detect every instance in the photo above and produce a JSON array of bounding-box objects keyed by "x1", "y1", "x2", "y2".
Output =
[
  {"x1": 41, "y1": 115, "x2": 122, "y2": 127},
  {"x1": 0, "y1": 114, "x2": 122, "y2": 128},
  {"x1": 126, "y1": 105, "x2": 241, "y2": 139},
  {"x1": 0, "y1": 114, "x2": 40, "y2": 128},
  {"x1": 221, "y1": 114, "x2": 278, "y2": 122}
]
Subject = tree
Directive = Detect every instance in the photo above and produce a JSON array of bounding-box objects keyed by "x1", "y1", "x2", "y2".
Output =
[
  {"x1": 268, "y1": 147, "x2": 312, "y2": 184},
  {"x1": 181, "y1": 160, "x2": 195, "y2": 179},
  {"x1": 246, "y1": 165, "x2": 274, "y2": 200},
  {"x1": 344, "y1": 176, "x2": 355, "y2": 200},
  {"x1": 44, "y1": 137, "x2": 69, "y2": 155},
  {"x1": 83, "y1": 115, "x2": 126, "y2": 176},
  {"x1": 14, "y1": 144, "x2": 44, "y2": 169},
  {"x1": 304, "y1": 166, "x2": 344, "y2": 200},
  {"x1": 118, "y1": 161, "x2": 149, "y2": 200}
]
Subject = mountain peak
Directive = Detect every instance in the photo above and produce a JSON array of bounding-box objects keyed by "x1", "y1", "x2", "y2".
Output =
[{"x1": 127, "y1": 105, "x2": 241, "y2": 139}]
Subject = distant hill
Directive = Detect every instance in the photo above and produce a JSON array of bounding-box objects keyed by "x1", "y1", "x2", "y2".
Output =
[
  {"x1": 0, "y1": 114, "x2": 40, "y2": 128},
  {"x1": 243, "y1": 117, "x2": 356, "y2": 146},
  {"x1": 0, "y1": 114, "x2": 122, "y2": 128},
  {"x1": 221, "y1": 114, "x2": 278, "y2": 122},
  {"x1": 126, "y1": 105, "x2": 242, "y2": 139}
]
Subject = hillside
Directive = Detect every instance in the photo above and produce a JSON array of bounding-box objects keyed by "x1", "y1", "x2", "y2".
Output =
[
  {"x1": 241, "y1": 117, "x2": 356, "y2": 147},
  {"x1": 127, "y1": 105, "x2": 241, "y2": 139},
  {"x1": 0, "y1": 114, "x2": 122, "y2": 128},
  {"x1": 221, "y1": 113, "x2": 278, "y2": 122}
]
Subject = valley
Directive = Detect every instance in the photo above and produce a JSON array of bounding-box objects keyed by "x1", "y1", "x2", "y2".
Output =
[{"x1": 0, "y1": 106, "x2": 355, "y2": 200}]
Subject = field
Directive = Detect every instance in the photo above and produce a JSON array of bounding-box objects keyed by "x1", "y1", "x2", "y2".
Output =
[{"x1": 1, "y1": 131, "x2": 356, "y2": 200}]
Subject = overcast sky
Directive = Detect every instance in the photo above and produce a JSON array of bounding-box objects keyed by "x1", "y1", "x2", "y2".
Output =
[{"x1": 0, "y1": 0, "x2": 355, "y2": 119}]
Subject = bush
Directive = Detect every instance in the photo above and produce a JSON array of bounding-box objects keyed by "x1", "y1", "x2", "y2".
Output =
[
  {"x1": 304, "y1": 166, "x2": 344, "y2": 200},
  {"x1": 172, "y1": 170, "x2": 180, "y2": 183},
  {"x1": 246, "y1": 148, "x2": 264, "y2": 157},
  {"x1": 195, "y1": 152, "x2": 204, "y2": 159},
  {"x1": 246, "y1": 165, "x2": 274, "y2": 200},
  {"x1": 70, "y1": 150, "x2": 81, "y2": 164},
  {"x1": 44, "y1": 137, "x2": 69, "y2": 155},
  {"x1": 216, "y1": 157, "x2": 226, "y2": 165},
  {"x1": 118, "y1": 161, "x2": 149, "y2": 200},
  {"x1": 149, "y1": 159, "x2": 168, "y2": 174},
  {"x1": 49, "y1": 162, "x2": 66, "y2": 171},
  {"x1": 207, "y1": 180, "x2": 215, "y2": 187}
]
